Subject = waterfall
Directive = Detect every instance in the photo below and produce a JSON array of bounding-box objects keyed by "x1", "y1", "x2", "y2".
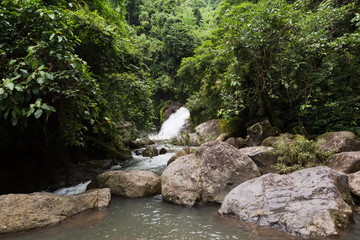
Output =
[{"x1": 150, "y1": 107, "x2": 190, "y2": 140}]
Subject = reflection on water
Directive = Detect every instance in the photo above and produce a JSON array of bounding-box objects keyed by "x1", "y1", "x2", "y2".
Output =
[{"x1": 1, "y1": 195, "x2": 359, "y2": 240}]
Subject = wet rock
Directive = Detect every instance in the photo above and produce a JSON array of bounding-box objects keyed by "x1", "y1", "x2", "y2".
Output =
[
  {"x1": 315, "y1": 131, "x2": 360, "y2": 153},
  {"x1": 245, "y1": 120, "x2": 280, "y2": 147},
  {"x1": 327, "y1": 151, "x2": 360, "y2": 174},
  {"x1": 87, "y1": 170, "x2": 161, "y2": 197},
  {"x1": 224, "y1": 137, "x2": 246, "y2": 149},
  {"x1": 219, "y1": 166, "x2": 353, "y2": 238},
  {"x1": 238, "y1": 146, "x2": 278, "y2": 174},
  {"x1": 159, "y1": 148, "x2": 167, "y2": 155},
  {"x1": 0, "y1": 188, "x2": 111, "y2": 234},
  {"x1": 127, "y1": 138, "x2": 155, "y2": 149},
  {"x1": 162, "y1": 141, "x2": 260, "y2": 206},
  {"x1": 167, "y1": 147, "x2": 196, "y2": 165},
  {"x1": 348, "y1": 171, "x2": 360, "y2": 204},
  {"x1": 142, "y1": 146, "x2": 159, "y2": 157}
]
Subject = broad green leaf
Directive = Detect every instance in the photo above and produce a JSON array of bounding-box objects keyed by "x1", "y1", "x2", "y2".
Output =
[{"x1": 34, "y1": 109, "x2": 43, "y2": 119}]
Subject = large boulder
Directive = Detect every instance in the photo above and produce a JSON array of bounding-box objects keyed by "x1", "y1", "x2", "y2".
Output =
[
  {"x1": 315, "y1": 131, "x2": 360, "y2": 153},
  {"x1": 238, "y1": 146, "x2": 278, "y2": 174},
  {"x1": 176, "y1": 132, "x2": 202, "y2": 146},
  {"x1": 348, "y1": 171, "x2": 360, "y2": 204},
  {"x1": 176, "y1": 119, "x2": 225, "y2": 146},
  {"x1": 88, "y1": 170, "x2": 161, "y2": 197},
  {"x1": 327, "y1": 151, "x2": 360, "y2": 174},
  {"x1": 161, "y1": 154, "x2": 202, "y2": 206},
  {"x1": 0, "y1": 188, "x2": 111, "y2": 234},
  {"x1": 219, "y1": 166, "x2": 353, "y2": 238},
  {"x1": 195, "y1": 119, "x2": 222, "y2": 140},
  {"x1": 162, "y1": 141, "x2": 260, "y2": 206},
  {"x1": 245, "y1": 120, "x2": 280, "y2": 146}
]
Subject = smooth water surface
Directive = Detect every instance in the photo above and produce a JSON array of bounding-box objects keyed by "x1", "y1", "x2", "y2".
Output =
[{"x1": 1, "y1": 196, "x2": 359, "y2": 240}]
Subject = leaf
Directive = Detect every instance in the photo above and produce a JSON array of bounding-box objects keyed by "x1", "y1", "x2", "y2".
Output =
[
  {"x1": 26, "y1": 108, "x2": 35, "y2": 117},
  {"x1": 9, "y1": 59, "x2": 16, "y2": 65},
  {"x1": 11, "y1": 117, "x2": 18, "y2": 126},
  {"x1": 48, "y1": 13, "x2": 55, "y2": 19},
  {"x1": 41, "y1": 103, "x2": 56, "y2": 112},
  {"x1": 50, "y1": 33, "x2": 56, "y2": 41},
  {"x1": 34, "y1": 109, "x2": 43, "y2": 119},
  {"x1": 5, "y1": 81, "x2": 14, "y2": 91},
  {"x1": 35, "y1": 98, "x2": 42, "y2": 108}
]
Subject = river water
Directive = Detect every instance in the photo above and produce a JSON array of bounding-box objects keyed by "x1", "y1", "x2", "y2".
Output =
[{"x1": 1, "y1": 108, "x2": 360, "y2": 240}]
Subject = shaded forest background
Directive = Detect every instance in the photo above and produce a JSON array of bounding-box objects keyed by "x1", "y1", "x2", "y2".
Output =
[{"x1": 0, "y1": 0, "x2": 359, "y2": 193}]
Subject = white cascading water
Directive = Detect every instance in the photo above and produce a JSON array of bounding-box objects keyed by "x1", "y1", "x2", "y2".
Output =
[{"x1": 150, "y1": 107, "x2": 190, "y2": 140}]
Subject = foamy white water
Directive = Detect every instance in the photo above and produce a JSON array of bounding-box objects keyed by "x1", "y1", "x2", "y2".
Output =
[
  {"x1": 150, "y1": 107, "x2": 190, "y2": 140},
  {"x1": 52, "y1": 181, "x2": 91, "y2": 196}
]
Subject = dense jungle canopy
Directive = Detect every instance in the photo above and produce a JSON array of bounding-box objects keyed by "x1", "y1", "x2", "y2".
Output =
[{"x1": 0, "y1": 0, "x2": 359, "y2": 192}]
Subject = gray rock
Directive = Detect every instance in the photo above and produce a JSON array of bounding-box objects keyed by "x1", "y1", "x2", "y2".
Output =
[
  {"x1": 262, "y1": 133, "x2": 298, "y2": 149},
  {"x1": 176, "y1": 119, "x2": 227, "y2": 146},
  {"x1": 348, "y1": 171, "x2": 360, "y2": 203},
  {"x1": 327, "y1": 151, "x2": 360, "y2": 174},
  {"x1": 316, "y1": 131, "x2": 360, "y2": 153},
  {"x1": 238, "y1": 146, "x2": 278, "y2": 174},
  {"x1": 195, "y1": 119, "x2": 222, "y2": 140},
  {"x1": 176, "y1": 132, "x2": 198, "y2": 146},
  {"x1": 142, "y1": 146, "x2": 159, "y2": 157},
  {"x1": 167, "y1": 147, "x2": 196, "y2": 165},
  {"x1": 88, "y1": 170, "x2": 161, "y2": 197},
  {"x1": 224, "y1": 137, "x2": 246, "y2": 149},
  {"x1": 219, "y1": 166, "x2": 353, "y2": 238},
  {"x1": 162, "y1": 154, "x2": 201, "y2": 206},
  {"x1": 0, "y1": 188, "x2": 111, "y2": 234},
  {"x1": 245, "y1": 120, "x2": 280, "y2": 146},
  {"x1": 162, "y1": 141, "x2": 260, "y2": 206}
]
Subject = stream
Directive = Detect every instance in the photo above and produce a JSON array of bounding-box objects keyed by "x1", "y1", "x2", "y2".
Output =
[{"x1": 1, "y1": 107, "x2": 360, "y2": 240}]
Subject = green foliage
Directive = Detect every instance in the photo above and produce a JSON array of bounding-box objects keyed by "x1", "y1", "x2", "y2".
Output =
[
  {"x1": 0, "y1": 0, "x2": 101, "y2": 147},
  {"x1": 181, "y1": 0, "x2": 360, "y2": 134},
  {"x1": 273, "y1": 137, "x2": 334, "y2": 174},
  {"x1": 0, "y1": 0, "x2": 154, "y2": 167}
]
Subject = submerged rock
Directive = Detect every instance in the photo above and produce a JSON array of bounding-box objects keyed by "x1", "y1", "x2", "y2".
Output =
[
  {"x1": 162, "y1": 141, "x2": 260, "y2": 206},
  {"x1": 88, "y1": 170, "x2": 161, "y2": 198},
  {"x1": 238, "y1": 146, "x2": 278, "y2": 174},
  {"x1": 327, "y1": 151, "x2": 360, "y2": 174},
  {"x1": 218, "y1": 166, "x2": 353, "y2": 238},
  {"x1": 245, "y1": 120, "x2": 279, "y2": 147},
  {"x1": 316, "y1": 131, "x2": 360, "y2": 153},
  {"x1": 0, "y1": 188, "x2": 111, "y2": 234}
]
